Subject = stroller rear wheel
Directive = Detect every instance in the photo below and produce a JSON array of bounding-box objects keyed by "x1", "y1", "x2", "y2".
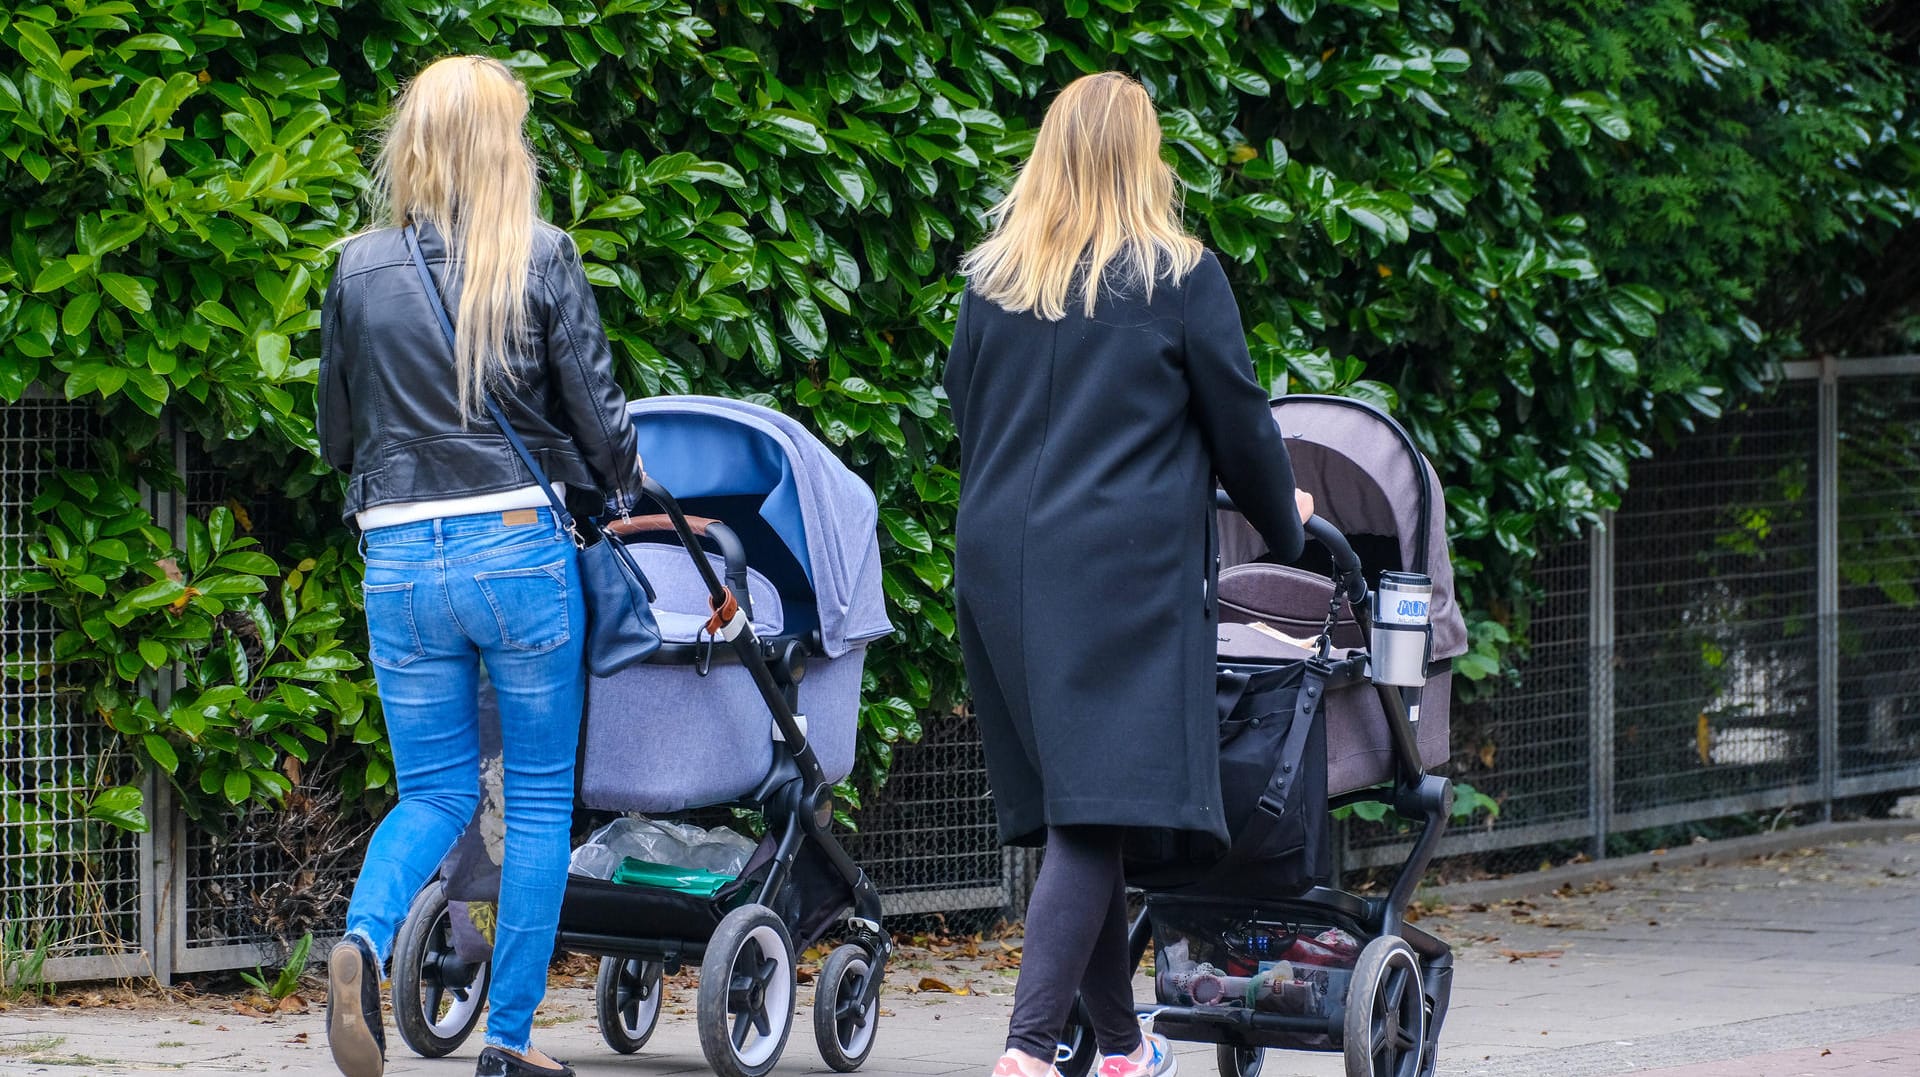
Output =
[
  {"x1": 698, "y1": 904, "x2": 797, "y2": 1077},
  {"x1": 595, "y1": 956, "x2": 664, "y2": 1054},
  {"x1": 391, "y1": 880, "x2": 489, "y2": 1058},
  {"x1": 1216, "y1": 1044, "x2": 1264, "y2": 1077},
  {"x1": 1343, "y1": 936, "x2": 1425, "y2": 1077},
  {"x1": 812, "y1": 943, "x2": 879, "y2": 1071}
]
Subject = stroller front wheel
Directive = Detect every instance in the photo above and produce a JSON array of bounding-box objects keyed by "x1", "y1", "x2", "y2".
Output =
[
  {"x1": 595, "y1": 956, "x2": 664, "y2": 1053},
  {"x1": 391, "y1": 880, "x2": 490, "y2": 1057},
  {"x1": 698, "y1": 904, "x2": 798, "y2": 1077},
  {"x1": 1343, "y1": 936, "x2": 1425, "y2": 1077},
  {"x1": 813, "y1": 943, "x2": 880, "y2": 1071}
]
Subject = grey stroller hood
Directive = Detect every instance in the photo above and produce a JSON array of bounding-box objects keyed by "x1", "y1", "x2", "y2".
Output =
[
  {"x1": 1219, "y1": 395, "x2": 1466, "y2": 661},
  {"x1": 628, "y1": 395, "x2": 893, "y2": 658}
]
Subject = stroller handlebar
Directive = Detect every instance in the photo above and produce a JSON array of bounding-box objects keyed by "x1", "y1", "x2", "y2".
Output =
[
  {"x1": 1214, "y1": 490, "x2": 1370, "y2": 608},
  {"x1": 1303, "y1": 515, "x2": 1370, "y2": 609},
  {"x1": 635, "y1": 476, "x2": 732, "y2": 607}
]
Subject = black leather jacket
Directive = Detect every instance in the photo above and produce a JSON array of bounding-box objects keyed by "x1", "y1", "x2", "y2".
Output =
[{"x1": 318, "y1": 222, "x2": 644, "y2": 524}]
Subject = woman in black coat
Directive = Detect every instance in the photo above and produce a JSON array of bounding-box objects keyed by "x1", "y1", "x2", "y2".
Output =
[{"x1": 944, "y1": 73, "x2": 1310, "y2": 1077}]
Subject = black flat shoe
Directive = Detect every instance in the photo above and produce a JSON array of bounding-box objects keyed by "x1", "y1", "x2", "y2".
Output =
[
  {"x1": 476, "y1": 1046, "x2": 575, "y2": 1077},
  {"x1": 326, "y1": 935, "x2": 386, "y2": 1077}
]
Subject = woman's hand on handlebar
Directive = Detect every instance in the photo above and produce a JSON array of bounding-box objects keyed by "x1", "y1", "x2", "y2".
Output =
[{"x1": 1295, "y1": 489, "x2": 1315, "y2": 523}]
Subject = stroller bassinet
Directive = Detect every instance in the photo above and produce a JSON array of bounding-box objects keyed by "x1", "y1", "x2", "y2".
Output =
[
  {"x1": 1217, "y1": 394, "x2": 1465, "y2": 795},
  {"x1": 577, "y1": 396, "x2": 893, "y2": 812}
]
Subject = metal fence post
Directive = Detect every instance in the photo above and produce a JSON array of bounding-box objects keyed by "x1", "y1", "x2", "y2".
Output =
[
  {"x1": 147, "y1": 420, "x2": 190, "y2": 982},
  {"x1": 1816, "y1": 358, "x2": 1840, "y2": 822},
  {"x1": 128, "y1": 424, "x2": 171, "y2": 984},
  {"x1": 1588, "y1": 514, "x2": 1615, "y2": 859}
]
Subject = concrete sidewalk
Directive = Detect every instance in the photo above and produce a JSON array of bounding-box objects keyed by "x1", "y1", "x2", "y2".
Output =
[{"x1": 1, "y1": 832, "x2": 1915, "y2": 1076}]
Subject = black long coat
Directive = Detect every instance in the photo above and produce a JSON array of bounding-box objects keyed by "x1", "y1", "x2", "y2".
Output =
[{"x1": 944, "y1": 251, "x2": 1306, "y2": 847}]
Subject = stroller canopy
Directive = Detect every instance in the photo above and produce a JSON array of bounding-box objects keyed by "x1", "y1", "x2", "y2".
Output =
[
  {"x1": 627, "y1": 396, "x2": 893, "y2": 658},
  {"x1": 1223, "y1": 395, "x2": 1467, "y2": 661}
]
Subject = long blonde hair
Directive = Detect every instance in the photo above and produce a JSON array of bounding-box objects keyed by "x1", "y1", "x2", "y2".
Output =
[
  {"x1": 962, "y1": 73, "x2": 1203, "y2": 320},
  {"x1": 372, "y1": 56, "x2": 539, "y2": 418}
]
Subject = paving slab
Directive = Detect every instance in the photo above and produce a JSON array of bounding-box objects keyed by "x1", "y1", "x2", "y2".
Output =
[{"x1": 0, "y1": 832, "x2": 1914, "y2": 1076}]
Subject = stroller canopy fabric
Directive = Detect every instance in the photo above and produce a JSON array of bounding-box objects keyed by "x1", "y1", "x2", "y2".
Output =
[
  {"x1": 626, "y1": 396, "x2": 893, "y2": 658},
  {"x1": 1223, "y1": 396, "x2": 1467, "y2": 661}
]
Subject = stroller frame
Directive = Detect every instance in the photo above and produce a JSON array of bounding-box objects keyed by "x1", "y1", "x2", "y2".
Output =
[
  {"x1": 560, "y1": 478, "x2": 891, "y2": 1074},
  {"x1": 1061, "y1": 511, "x2": 1455, "y2": 1077}
]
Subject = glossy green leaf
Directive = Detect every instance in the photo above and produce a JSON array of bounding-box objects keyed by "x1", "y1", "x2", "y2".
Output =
[{"x1": 87, "y1": 785, "x2": 150, "y2": 833}]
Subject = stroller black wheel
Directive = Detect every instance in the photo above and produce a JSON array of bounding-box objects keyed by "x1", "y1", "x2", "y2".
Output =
[
  {"x1": 1217, "y1": 1044, "x2": 1264, "y2": 1077},
  {"x1": 1344, "y1": 936, "x2": 1425, "y2": 1077},
  {"x1": 813, "y1": 943, "x2": 880, "y2": 1071},
  {"x1": 1054, "y1": 995, "x2": 1097, "y2": 1077},
  {"x1": 596, "y1": 956, "x2": 664, "y2": 1054},
  {"x1": 698, "y1": 904, "x2": 797, "y2": 1077},
  {"x1": 391, "y1": 880, "x2": 489, "y2": 1058}
]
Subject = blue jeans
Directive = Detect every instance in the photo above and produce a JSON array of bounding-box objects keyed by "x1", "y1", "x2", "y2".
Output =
[{"x1": 344, "y1": 507, "x2": 585, "y2": 1053}]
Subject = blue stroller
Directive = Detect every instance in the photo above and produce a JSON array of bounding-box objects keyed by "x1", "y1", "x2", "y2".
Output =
[{"x1": 388, "y1": 397, "x2": 895, "y2": 1077}]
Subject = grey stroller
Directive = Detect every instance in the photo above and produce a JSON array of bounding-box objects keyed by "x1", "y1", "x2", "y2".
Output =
[
  {"x1": 1059, "y1": 395, "x2": 1466, "y2": 1077},
  {"x1": 388, "y1": 396, "x2": 895, "y2": 1077}
]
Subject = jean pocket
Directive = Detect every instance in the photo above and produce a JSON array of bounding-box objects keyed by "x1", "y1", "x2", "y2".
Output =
[
  {"x1": 363, "y1": 582, "x2": 425, "y2": 669},
  {"x1": 474, "y1": 560, "x2": 571, "y2": 653}
]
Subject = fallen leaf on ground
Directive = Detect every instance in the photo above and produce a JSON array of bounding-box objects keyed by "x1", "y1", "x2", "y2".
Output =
[
  {"x1": 1498, "y1": 949, "x2": 1564, "y2": 963},
  {"x1": 916, "y1": 976, "x2": 970, "y2": 995}
]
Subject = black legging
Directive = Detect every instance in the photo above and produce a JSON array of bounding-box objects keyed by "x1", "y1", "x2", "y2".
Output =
[{"x1": 1005, "y1": 826, "x2": 1144, "y2": 1062}]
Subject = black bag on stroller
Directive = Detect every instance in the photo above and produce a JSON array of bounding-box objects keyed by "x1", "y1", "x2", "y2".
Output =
[{"x1": 1123, "y1": 658, "x2": 1331, "y2": 898}]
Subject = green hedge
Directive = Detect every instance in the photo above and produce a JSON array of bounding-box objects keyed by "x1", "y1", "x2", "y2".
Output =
[{"x1": 2, "y1": 0, "x2": 1914, "y2": 829}]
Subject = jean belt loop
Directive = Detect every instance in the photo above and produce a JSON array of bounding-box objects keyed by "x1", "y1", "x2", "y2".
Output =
[
  {"x1": 433, "y1": 517, "x2": 445, "y2": 548},
  {"x1": 357, "y1": 528, "x2": 368, "y2": 559}
]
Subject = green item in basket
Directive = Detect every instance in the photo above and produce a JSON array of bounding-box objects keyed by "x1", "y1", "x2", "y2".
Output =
[{"x1": 610, "y1": 857, "x2": 737, "y2": 898}]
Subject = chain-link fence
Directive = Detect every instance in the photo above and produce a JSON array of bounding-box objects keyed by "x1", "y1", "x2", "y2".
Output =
[
  {"x1": 1610, "y1": 386, "x2": 1822, "y2": 830},
  {"x1": 1836, "y1": 375, "x2": 1920, "y2": 789},
  {"x1": 1345, "y1": 535, "x2": 1601, "y2": 871},
  {"x1": 171, "y1": 440, "x2": 381, "y2": 972},
  {"x1": 9, "y1": 358, "x2": 1920, "y2": 981},
  {"x1": 1345, "y1": 360, "x2": 1920, "y2": 884},
  {"x1": 841, "y1": 714, "x2": 1012, "y2": 919},
  {"x1": 0, "y1": 398, "x2": 152, "y2": 982}
]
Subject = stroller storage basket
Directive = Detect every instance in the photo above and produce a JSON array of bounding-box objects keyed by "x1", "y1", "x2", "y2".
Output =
[
  {"x1": 559, "y1": 875, "x2": 730, "y2": 957},
  {"x1": 1150, "y1": 896, "x2": 1363, "y2": 1052}
]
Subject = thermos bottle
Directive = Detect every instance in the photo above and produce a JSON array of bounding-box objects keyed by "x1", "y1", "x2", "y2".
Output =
[{"x1": 1370, "y1": 571, "x2": 1433, "y2": 688}]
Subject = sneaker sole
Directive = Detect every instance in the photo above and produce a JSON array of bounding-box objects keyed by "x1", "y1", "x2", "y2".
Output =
[{"x1": 327, "y1": 945, "x2": 384, "y2": 1077}]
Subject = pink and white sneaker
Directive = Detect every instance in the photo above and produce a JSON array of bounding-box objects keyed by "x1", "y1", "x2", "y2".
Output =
[
  {"x1": 1097, "y1": 1018, "x2": 1177, "y2": 1077},
  {"x1": 992, "y1": 1052, "x2": 1063, "y2": 1077}
]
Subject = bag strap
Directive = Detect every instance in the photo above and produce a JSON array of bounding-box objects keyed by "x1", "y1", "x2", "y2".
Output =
[
  {"x1": 1255, "y1": 658, "x2": 1328, "y2": 820},
  {"x1": 402, "y1": 223, "x2": 578, "y2": 539}
]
